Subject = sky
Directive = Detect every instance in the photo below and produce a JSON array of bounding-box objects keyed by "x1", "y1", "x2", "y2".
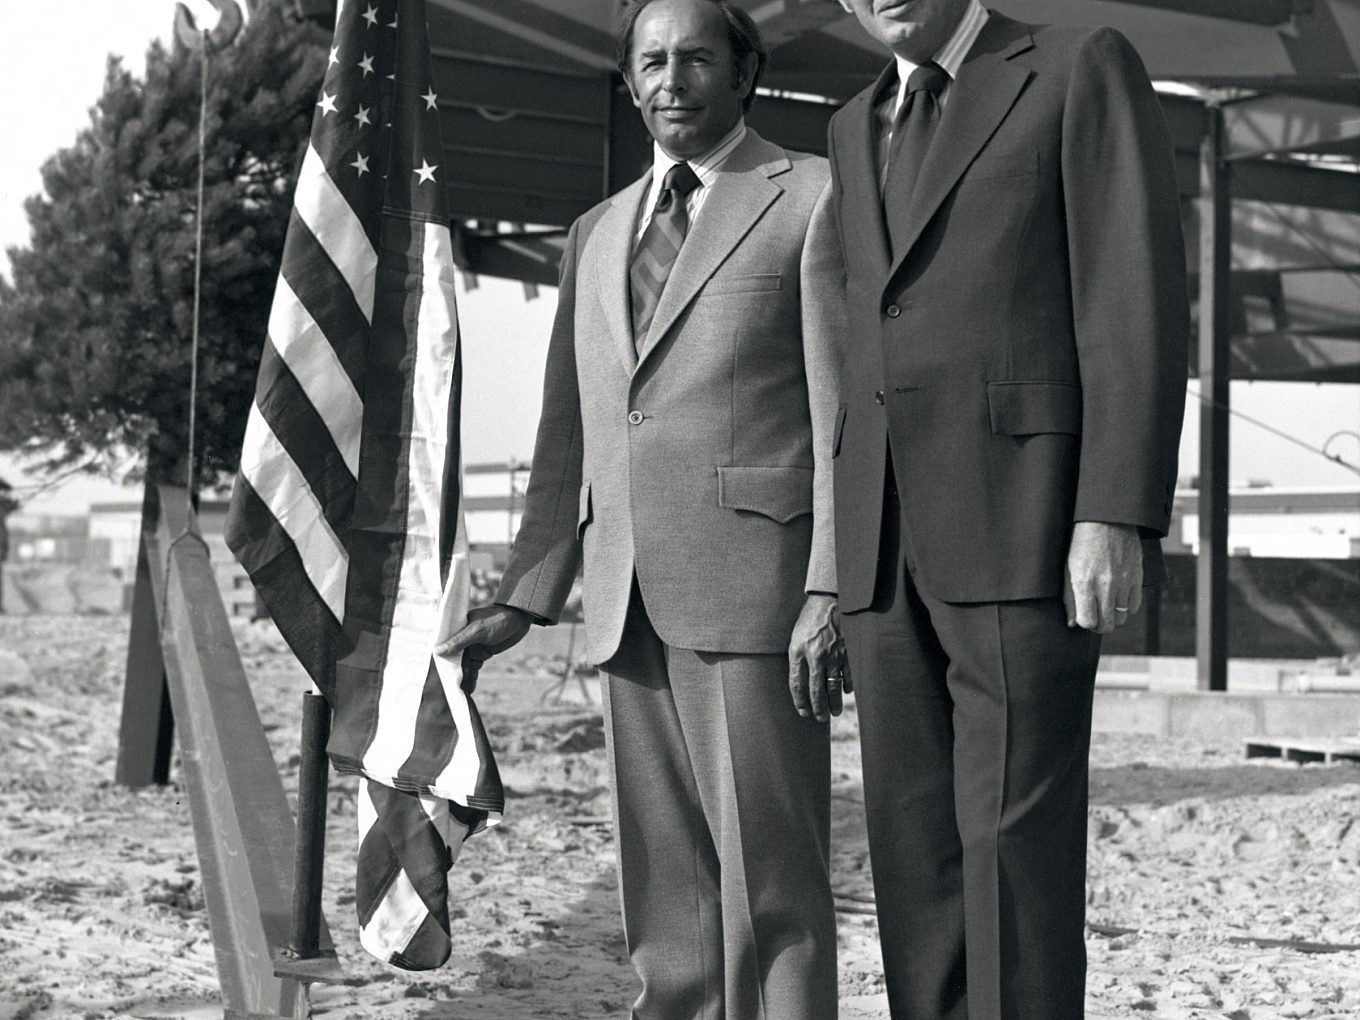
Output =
[{"x1": 0, "y1": 1, "x2": 1356, "y2": 517}]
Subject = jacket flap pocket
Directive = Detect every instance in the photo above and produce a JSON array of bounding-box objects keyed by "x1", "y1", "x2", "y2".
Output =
[
  {"x1": 832, "y1": 405, "x2": 847, "y2": 458},
  {"x1": 717, "y1": 465, "x2": 813, "y2": 524},
  {"x1": 577, "y1": 480, "x2": 592, "y2": 539},
  {"x1": 701, "y1": 273, "x2": 783, "y2": 297},
  {"x1": 987, "y1": 381, "x2": 1082, "y2": 436}
]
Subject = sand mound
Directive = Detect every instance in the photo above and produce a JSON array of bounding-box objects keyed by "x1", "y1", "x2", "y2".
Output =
[{"x1": 0, "y1": 615, "x2": 1357, "y2": 1019}]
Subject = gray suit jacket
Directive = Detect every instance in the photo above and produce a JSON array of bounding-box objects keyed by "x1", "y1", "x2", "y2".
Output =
[{"x1": 496, "y1": 129, "x2": 844, "y2": 665}]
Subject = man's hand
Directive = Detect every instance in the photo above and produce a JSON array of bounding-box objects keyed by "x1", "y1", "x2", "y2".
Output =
[
  {"x1": 788, "y1": 594, "x2": 851, "y2": 722},
  {"x1": 1064, "y1": 522, "x2": 1143, "y2": 634},
  {"x1": 435, "y1": 604, "x2": 533, "y2": 690}
]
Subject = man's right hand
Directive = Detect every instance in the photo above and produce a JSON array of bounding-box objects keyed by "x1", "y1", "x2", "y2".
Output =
[{"x1": 435, "y1": 604, "x2": 533, "y2": 690}]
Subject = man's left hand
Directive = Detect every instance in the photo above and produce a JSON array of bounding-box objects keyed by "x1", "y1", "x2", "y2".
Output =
[
  {"x1": 1064, "y1": 521, "x2": 1143, "y2": 633},
  {"x1": 788, "y1": 594, "x2": 850, "y2": 722}
]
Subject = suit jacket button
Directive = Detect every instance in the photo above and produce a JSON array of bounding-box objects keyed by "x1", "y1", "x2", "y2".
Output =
[
  {"x1": 884, "y1": 303, "x2": 901, "y2": 318},
  {"x1": 874, "y1": 390, "x2": 884, "y2": 405},
  {"x1": 627, "y1": 410, "x2": 644, "y2": 425}
]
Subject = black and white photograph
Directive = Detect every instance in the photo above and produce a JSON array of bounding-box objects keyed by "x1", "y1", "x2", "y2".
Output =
[{"x1": 0, "y1": 1, "x2": 1358, "y2": 1018}]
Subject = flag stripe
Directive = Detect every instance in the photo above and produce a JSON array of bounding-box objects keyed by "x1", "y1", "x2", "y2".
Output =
[
  {"x1": 355, "y1": 780, "x2": 402, "y2": 930},
  {"x1": 279, "y1": 209, "x2": 371, "y2": 389},
  {"x1": 333, "y1": 212, "x2": 423, "y2": 779},
  {"x1": 433, "y1": 652, "x2": 500, "y2": 806},
  {"x1": 389, "y1": 914, "x2": 453, "y2": 972},
  {"x1": 267, "y1": 276, "x2": 364, "y2": 477},
  {"x1": 395, "y1": 660, "x2": 457, "y2": 790},
  {"x1": 239, "y1": 407, "x2": 349, "y2": 622},
  {"x1": 363, "y1": 782, "x2": 454, "y2": 919},
  {"x1": 361, "y1": 220, "x2": 459, "y2": 785},
  {"x1": 437, "y1": 332, "x2": 465, "y2": 577},
  {"x1": 225, "y1": 477, "x2": 342, "y2": 697},
  {"x1": 253, "y1": 343, "x2": 356, "y2": 533},
  {"x1": 294, "y1": 143, "x2": 378, "y2": 322}
]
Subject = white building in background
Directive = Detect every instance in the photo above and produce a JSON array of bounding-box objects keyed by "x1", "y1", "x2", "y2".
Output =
[
  {"x1": 1170, "y1": 486, "x2": 1360, "y2": 559},
  {"x1": 88, "y1": 498, "x2": 258, "y2": 617},
  {"x1": 85, "y1": 464, "x2": 537, "y2": 607},
  {"x1": 82, "y1": 482, "x2": 1360, "y2": 568},
  {"x1": 462, "y1": 460, "x2": 528, "y2": 560},
  {"x1": 61, "y1": 479, "x2": 1360, "y2": 622},
  {"x1": 87, "y1": 502, "x2": 143, "y2": 574}
]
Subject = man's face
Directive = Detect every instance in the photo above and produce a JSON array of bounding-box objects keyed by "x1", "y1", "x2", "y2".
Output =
[
  {"x1": 837, "y1": 0, "x2": 971, "y2": 64},
  {"x1": 625, "y1": 0, "x2": 756, "y2": 161}
]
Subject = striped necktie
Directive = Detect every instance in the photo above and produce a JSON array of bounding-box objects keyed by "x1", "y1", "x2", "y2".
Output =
[
  {"x1": 630, "y1": 162, "x2": 703, "y2": 350},
  {"x1": 883, "y1": 61, "x2": 949, "y2": 256}
]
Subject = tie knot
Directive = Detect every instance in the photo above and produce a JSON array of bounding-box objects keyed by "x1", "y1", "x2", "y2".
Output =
[
  {"x1": 663, "y1": 162, "x2": 702, "y2": 198},
  {"x1": 906, "y1": 62, "x2": 949, "y2": 98}
]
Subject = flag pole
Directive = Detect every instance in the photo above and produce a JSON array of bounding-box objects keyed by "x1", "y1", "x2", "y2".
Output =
[{"x1": 288, "y1": 687, "x2": 332, "y2": 958}]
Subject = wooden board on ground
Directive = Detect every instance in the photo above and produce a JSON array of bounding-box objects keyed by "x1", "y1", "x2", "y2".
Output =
[{"x1": 1244, "y1": 735, "x2": 1360, "y2": 764}]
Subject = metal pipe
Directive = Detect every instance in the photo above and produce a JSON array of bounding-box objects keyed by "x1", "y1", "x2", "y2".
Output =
[{"x1": 289, "y1": 691, "x2": 331, "y2": 958}]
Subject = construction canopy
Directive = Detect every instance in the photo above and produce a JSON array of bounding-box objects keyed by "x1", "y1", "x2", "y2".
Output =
[{"x1": 362, "y1": 0, "x2": 1360, "y2": 383}]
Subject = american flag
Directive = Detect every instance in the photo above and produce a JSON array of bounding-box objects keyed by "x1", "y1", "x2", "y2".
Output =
[{"x1": 225, "y1": 0, "x2": 504, "y2": 970}]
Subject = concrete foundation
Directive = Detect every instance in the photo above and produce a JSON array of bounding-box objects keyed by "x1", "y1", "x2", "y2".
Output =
[{"x1": 1093, "y1": 688, "x2": 1360, "y2": 739}]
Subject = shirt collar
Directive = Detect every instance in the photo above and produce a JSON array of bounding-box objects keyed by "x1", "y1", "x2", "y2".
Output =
[
  {"x1": 891, "y1": 0, "x2": 989, "y2": 103},
  {"x1": 650, "y1": 119, "x2": 747, "y2": 191}
]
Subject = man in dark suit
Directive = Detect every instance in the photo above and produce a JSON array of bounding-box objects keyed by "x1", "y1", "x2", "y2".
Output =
[{"x1": 827, "y1": 0, "x2": 1187, "y2": 1016}]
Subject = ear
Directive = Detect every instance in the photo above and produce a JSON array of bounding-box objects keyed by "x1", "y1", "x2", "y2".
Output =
[
  {"x1": 625, "y1": 72, "x2": 643, "y2": 109},
  {"x1": 735, "y1": 51, "x2": 758, "y2": 100}
]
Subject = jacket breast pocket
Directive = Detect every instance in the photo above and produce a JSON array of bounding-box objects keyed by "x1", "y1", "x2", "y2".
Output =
[
  {"x1": 577, "y1": 480, "x2": 592, "y2": 540},
  {"x1": 700, "y1": 273, "x2": 783, "y2": 297},
  {"x1": 987, "y1": 381, "x2": 1082, "y2": 436},
  {"x1": 716, "y1": 465, "x2": 812, "y2": 524},
  {"x1": 964, "y1": 149, "x2": 1039, "y2": 184}
]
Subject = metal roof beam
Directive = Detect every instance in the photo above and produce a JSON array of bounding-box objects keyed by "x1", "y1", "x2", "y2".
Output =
[
  {"x1": 432, "y1": 0, "x2": 615, "y2": 71},
  {"x1": 985, "y1": 0, "x2": 1360, "y2": 81},
  {"x1": 1114, "y1": 0, "x2": 1296, "y2": 26},
  {"x1": 1174, "y1": 151, "x2": 1360, "y2": 214},
  {"x1": 1223, "y1": 92, "x2": 1360, "y2": 158},
  {"x1": 452, "y1": 226, "x2": 568, "y2": 286},
  {"x1": 746, "y1": 0, "x2": 848, "y2": 47},
  {"x1": 1235, "y1": 157, "x2": 1360, "y2": 214}
]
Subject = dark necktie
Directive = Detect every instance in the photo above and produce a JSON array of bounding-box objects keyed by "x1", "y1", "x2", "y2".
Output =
[
  {"x1": 883, "y1": 62, "x2": 949, "y2": 257},
  {"x1": 630, "y1": 162, "x2": 702, "y2": 350}
]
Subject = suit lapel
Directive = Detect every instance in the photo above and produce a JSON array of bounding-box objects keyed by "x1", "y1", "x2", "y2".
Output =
[
  {"x1": 590, "y1": 172, "x2": 652, "y2": 375},
  {"x1": 885, "y1": 17, "x2": 1034, "y2": 282},
  {"x1": 635, "y1": 131, "x2": 786, "y2": 368},
  {"x1": 841, "y1": 62, "x2": 897, "y2": 281}
]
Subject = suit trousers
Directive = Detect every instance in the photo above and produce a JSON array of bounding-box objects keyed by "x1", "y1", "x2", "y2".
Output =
[
  {"x1": 600, "y1": 583, "x2": 837, "y2": 1020},
  {"x1": 840, "y1": 470, "x2": 1100, "y2": 1020}
]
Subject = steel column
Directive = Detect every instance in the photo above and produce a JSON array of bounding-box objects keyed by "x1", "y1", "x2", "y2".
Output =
[
  {"x1": 1196, "y1": 105, "x2": 1232, "y2": 692},
  {"x1": 115, "y1": 482, "x2": 175, "y2": 787}
]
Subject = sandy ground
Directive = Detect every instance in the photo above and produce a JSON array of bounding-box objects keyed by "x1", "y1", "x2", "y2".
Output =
[{"x1": 1, "y1": 612, "x2": 1359, "y2": 1020}]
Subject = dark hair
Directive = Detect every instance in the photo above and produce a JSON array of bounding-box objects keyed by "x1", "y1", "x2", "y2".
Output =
[{"x1": 615, "y1": 0, "x2": 769, "y2": 112}]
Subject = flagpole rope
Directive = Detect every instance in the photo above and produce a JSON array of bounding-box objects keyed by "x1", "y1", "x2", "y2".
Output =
[
  {"x1": 159, "y1": 30, "x2": 214, "y2": 641},
  {"x1": 185, "y1": 31, "x2": 208, "y2": 517}
]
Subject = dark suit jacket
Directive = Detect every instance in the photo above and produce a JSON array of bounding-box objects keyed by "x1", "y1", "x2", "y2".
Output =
[{"x1": 827, "y1": 13, "x2": 1188, "y2": 611}]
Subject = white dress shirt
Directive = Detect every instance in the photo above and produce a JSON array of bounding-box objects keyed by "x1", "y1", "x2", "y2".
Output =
[
  {"x1": 634, "y1": 120, "x2": 748, "y2": 247},
  {"x1": 875, "y1": 0, "x2": 989, "y2": 184},
  {"x1": 890, "y1": 0, "x2": 989, "y2": 118}
]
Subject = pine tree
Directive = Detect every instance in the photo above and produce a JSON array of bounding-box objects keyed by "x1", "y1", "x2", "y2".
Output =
[{"x1": 0, "y1": 1, "x2": 327, "y2": 487}]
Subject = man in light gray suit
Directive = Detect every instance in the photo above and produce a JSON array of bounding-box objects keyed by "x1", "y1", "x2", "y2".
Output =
[{"x1": 438, "y1": 1, "x2": 845, "y2": 1016}]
